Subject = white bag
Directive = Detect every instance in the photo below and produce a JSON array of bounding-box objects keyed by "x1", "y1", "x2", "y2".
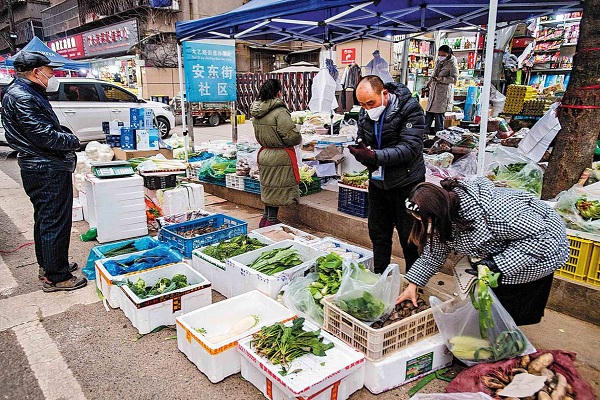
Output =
[{"x1": 518, "y1": 102, "x2": 561, "y2": 162}]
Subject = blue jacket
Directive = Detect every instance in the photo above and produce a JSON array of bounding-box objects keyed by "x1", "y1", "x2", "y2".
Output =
[{"x1": 1, "y1": 77, "x2": 79, "y2": 172}]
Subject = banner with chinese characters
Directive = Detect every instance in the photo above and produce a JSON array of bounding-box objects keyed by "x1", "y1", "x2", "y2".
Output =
[
  {"x1": 83, "y1": 19, "x2": 139, "y2": 57},
  {"x1": 182, "y1": 40, "x2": 237, "y2": 103}
]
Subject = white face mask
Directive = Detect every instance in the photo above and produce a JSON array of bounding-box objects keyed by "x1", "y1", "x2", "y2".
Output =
[
  {"x1": 437, "y1": 56, "x2": 447, "y2": 62},
  {"x1": 37, "y1": 70, "x2": 60, "y2": 93},
  {"x1": 366, "y1": 92, "x2": 386, "y2": 121}
]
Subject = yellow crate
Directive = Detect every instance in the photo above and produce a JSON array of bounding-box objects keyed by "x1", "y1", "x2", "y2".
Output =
[
  {"x1": 555, "y1": 235, "x2": 593, "y2": 282},
  {"x1": 586, "y1": 242, "x2": 600, "y2": 286}
]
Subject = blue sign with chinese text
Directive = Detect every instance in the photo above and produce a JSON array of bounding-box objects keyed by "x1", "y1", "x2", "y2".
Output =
[{"x1": 183, "y1": 40, "x2": 237, "y2": 103}]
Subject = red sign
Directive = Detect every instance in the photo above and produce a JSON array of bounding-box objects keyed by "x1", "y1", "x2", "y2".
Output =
[
  {"x1": 341, "y1": 48, "x2": 356, "y2": 64},
  {"x1": 48, "y1": 35, "x2": 85, "y2": 59}
]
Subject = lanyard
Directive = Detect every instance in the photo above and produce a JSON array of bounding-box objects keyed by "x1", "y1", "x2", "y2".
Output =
[{"x1": 373, "y1": 109, "x2": 387, "y2": 150}]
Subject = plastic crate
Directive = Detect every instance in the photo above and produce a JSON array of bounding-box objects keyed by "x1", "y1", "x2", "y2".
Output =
[
  {"x1": 586, "y1": 242, "x2": 600, "y2": 286},
  {"x1": 141, "y1": 173, "x2": 180, "y2": 190},
  {"x1": 198, "y1": 175, "x2": 226, "y2": 187},
  {"x1": 338, "y1": 183, "x2": 369, "y2": 218},
  {"x1": 322, "y1": 275, "x2": 454, "y2": 361},
  {"x1": 299, "y1": 177, "x2": 321, "y2": 196},
  {"x1": 160, "y1": 213, "x2": 248, "y2": 258},
  {"x1": 555, "y1": 235, "x2": 593, "y2": 282},
  {"x1": 243, "y1": 177, "x2": 261, "y2": 194},
  {"x1": 225, "y1": 173, "x2": 245, "y2": 191},
  {"x1": 105, "y1": 134, "x2": 121, "y2": 148}
]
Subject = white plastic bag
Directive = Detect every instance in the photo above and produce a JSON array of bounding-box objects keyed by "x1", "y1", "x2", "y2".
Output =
[
  {"x1": 485, "y1": 146, "x2": 543, "y2": 197},
  {"x1": 283, "y1": 272, "x2": 324, "y2": 325},
  {"x1": 235, "y1": 139, "x2": 260, "y2": 176},
  {"x1": 553, "y1": 182, "x2": 600, "y2": 233},
  {"x1": 334, "y1": 264, "x2": 401, "y2": 324}
]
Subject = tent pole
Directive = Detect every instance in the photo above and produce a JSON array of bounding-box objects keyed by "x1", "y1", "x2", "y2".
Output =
[
  {"x1": 329, "y1": 43, "x2": 335, "y2": 136},
  {"x1": 177, "y1": 42, "x2": 189, "y2": 166},
  {"x1": 477, "y1": 0, "x2": 498, "y2": 175}
]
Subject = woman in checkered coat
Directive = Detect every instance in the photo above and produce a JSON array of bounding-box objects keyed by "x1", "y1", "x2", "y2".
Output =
[{"x1": 397, "y1": 176, "x2": 569, "y2": 325}]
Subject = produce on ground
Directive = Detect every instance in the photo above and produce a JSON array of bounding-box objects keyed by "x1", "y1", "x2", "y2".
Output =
[
  {"x1": 248, "y1": 246, "x2": 304, "y2": 275},
  {"x1": 201, "y1": 235, "x2": 266, "y2": 261},
  {"x1": 371, "y1": 295, "x2": 429, "y2": 329},
  {"x1": 126, "y1": 274, "x2": 189, "y2": 299},
  {"x1": 194, "y1": 315, "x2": 259, "y2": 344},
  {"x1": 309, "y1": 253, "x2": 344, "y2": 302},
  {"x1": 251, "y1": 317, "x2": 334, "y2": 376},
  {"x1": 575, "y1": 196, "x2": 600, "y2": 220},
  {"x1": 175, "y1": 223, "x2": 229, "y2": 238},
  {"x1": 337, "y1": 291, "x2": 385, "y2": 322},
  {"x1": 341, "y1": 170, "x2": 369, "y2": 188},
  {"x1": 312, "y1": 242, "x2": 363, "y2": 261}
]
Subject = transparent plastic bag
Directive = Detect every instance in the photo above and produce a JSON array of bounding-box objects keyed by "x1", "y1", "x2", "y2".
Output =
[
  {"x1": 553, "y1": 182, "x2": 600, "y2": 233},
  {"x1": 334, "y1": 264, "x2": 401, "y2": 324},
  {"x1": 485, "y1": 146, "x2": 543, "y2": 197},
  {"x1": 283, "y1": 272, "x2": 324, "y2": 325},
  {"x1": 235, "y1": 139, "x2": 260, "y2": 176},
  {"x1": 430, "y1": 290, "x2": 535, "y2": 367}
]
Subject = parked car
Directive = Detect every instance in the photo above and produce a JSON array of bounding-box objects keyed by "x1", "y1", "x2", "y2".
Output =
[{"x1": 0, "y1": 77, "x2": 175, "y2": 144}]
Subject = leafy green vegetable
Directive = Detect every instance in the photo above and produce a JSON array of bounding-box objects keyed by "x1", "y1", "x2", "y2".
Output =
[
  {"x1": 126, "y1": 273, "x2": 189, "y2": 299},
  {"x1": 103, "y1": 241, "x2": 137, "y2": 257},
  {"x1": 248, "y1": 246, "x2": 303, "y2": 275},
  {"x1": 469, "y1": 265, "x2": 500, "y2": 339},
  {"x1": 575, "y1": 196, "x2": 600, "y2": 220},
  {"x1": 341, "y1": 169, "x2": 369, "y2": 187},
  {"x1": 201, "y1": 235, "x2": 267, "y2": 261},
  {"x1": 337, "y1": 291, "x2": 385, "y2": 321},
  {"x1": 309, "y1": 253, "x2": 345, "y2": 302}
]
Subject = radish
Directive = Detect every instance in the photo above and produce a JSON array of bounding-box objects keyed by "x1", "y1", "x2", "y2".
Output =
[{"x1": 202, "y1": 315, "x2": 260, "y2": 344}]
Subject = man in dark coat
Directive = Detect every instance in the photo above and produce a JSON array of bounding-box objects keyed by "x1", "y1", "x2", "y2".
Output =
[
  {"x1": 349, "y1": 75, "x2": 426, "y2": 274},
  {"x1": 1, "y1": 51, "x2": 86, "y2": 292}
]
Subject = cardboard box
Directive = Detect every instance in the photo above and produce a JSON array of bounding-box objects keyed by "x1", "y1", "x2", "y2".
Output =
[
  {"x1": 144, "y1": 109, "x2": 155, "y2": 129},
  {"x1": 120, "y1": 127, "x2": 136, "y2": 150},
  {"x1": 113, "y1": 148, "x2": 174, "y2": 160},
  {"x1": 130, "y1": 108, "x2": 143, "y2": 129},
  {"x1": 136, "y1": 129, "x2": 150, "y2": 150},
  {"x1": 147, "y1": 128, "x2": 159, "y2": 150}
]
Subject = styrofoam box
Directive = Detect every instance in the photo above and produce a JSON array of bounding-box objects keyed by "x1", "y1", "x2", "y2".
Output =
[
  {"x1": 175, "y1": 291, "x2": 296, "y2": 383},
  {"x1": 72, "y1": 198, "x2": 84, "y2": 222},
  {"x1": 227, "y1": 240, "x2": 326, "y2": 298},
  {"x1": 312, "y1": 237, "x2": 374, "y2": 271},
  {"x1": 251, "y1": 223, "x2": 320, "y2": 245},
  {"x1": 95, "y1": 248, "x2": 182, "y2": 308},
  {"x1": 363, "y1": 334, "x2": 453, "y2": 394},
  {"x1": 191, "y1": 233, "x2": 274, "y2": 298},
  {"x1": 119, "y1": 263, "x2": 212, "y2": 334},
  {"x1": 238, "y1": 319, "x2": 365, "y2": 399}
]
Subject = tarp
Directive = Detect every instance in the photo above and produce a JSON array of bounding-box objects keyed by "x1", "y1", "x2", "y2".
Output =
[
  {"x1": 272, "y1": 62, "x2": 319, "y2": 73},
  {"x1": 2, "y1": 37, "x2": 91, "y2": 71}
]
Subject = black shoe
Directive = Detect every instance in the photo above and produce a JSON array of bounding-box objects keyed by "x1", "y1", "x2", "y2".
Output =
[{"x1": 38, "y1": 263, "x2": 79, "y2": 280}]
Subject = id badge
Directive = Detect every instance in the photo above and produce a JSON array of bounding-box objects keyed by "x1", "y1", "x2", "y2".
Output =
[{"x1": 371, "y1": 166, "x2": 384, "y2": 180}]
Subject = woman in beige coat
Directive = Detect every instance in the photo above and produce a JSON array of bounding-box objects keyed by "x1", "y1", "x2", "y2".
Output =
[{"x1": 425, "y1": 45, "x2": 458, "y2": 134}]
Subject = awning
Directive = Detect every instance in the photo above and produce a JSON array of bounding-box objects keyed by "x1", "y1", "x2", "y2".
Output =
[
  {"x1": 2, "y1": 37, "x2": 91, "y2": 71},
  {"x1": 272, "y1": 62, "x2": 320, "y2": 73}
]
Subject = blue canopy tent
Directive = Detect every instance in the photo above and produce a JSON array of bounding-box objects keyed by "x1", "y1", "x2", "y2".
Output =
[{"x1": 2, "y1": 37, "x2": 91, "y2": 71}]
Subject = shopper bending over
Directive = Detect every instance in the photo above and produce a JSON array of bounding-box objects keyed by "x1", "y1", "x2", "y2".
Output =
[
  {"x1": 424, "y1": 45, "x2": 458, "y2": 134},
  {"x1": 348, "y1": 75, "x2": 426, "y2": 274},
  {"x1": 397, "y1": 177, "x2": 569, "y2": 325},
  {"x1": 251, "y1": 79, "x2": 302, "y2": 227}
]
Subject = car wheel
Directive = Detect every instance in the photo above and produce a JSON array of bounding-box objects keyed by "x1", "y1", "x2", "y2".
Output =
[
  {"x1": 156, "y1": 116, "x2": 171, "y2": 139},
  {"x1": 208, "y1": 113, "x2": 220, "y2": 127}
]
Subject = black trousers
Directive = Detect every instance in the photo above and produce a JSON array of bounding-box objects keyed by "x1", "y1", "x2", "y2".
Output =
[
  {"x1": 493, "y1": 273, "x2": 554, "y2": 326},
  {"x1": 368, "y1": 182, "x2": 422, "y2": 274},
  {"x1": 425, "y1": 112, "x2": 444, "y2": 135},
  {"x1": 21, "y1": 169, "x2": 73, "y2": 283}
]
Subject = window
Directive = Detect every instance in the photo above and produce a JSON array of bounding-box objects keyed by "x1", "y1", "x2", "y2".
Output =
[
  {"x1": 101, "y1": 84, "x2": 137, "y2": 103},
  {"x1": 62, "y1": 83, "x2": 100, "y2": 102}
]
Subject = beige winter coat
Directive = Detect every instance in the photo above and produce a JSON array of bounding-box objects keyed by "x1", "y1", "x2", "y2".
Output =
[{"x1": 426, "y1": 56, "x2": 458, "y2": 114}]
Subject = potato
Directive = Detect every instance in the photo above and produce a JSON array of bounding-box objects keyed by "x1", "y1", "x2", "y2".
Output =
[
  {"x1": 520, "y1": 354, "x2": 531, "y2": 369},
  {"x1": 551, "y1": 373, "x2": 568, "y2": 400},
  {"x1": 528, "y1": 353, "x2": 554, "y2": 374},
  {"x1": 540, "y1": 367, "x2": 555, "y2": 383}
]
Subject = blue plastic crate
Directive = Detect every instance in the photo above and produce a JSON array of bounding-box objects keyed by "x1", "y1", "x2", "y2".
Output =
[
  {"x1": 243, "y1": 177, "x2": 261, "y2": 194},
  {"x1": 160, "y1": 213, "x2": 248, "y2": 257},
  {"x1": 198, "y1": 175, "x2": 227, "y2": 187},
  {"x1": 338, "y1": 184, "x2": 369, "y2": 218}
]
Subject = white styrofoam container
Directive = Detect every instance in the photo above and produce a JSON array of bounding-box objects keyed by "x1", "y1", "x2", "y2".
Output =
[
  {"x1": 119, "y1": 263, "x2": 212, "y2": 334},
  {"x1": 72, "y1": 198, "x2": 84, "y2": 222},
  {"x1": 238, "y1": 319, "x2": 365, "y2": 399},
  {"x1": 312, "y1": 237, "x2": 374, "y2": 271},
  {"x1": 191, "y1": 233, "x2": 274, "y2": 298},
  {"x1": 159, "y1": 183, "x2": 206, "y2": 216},
  {"x1": 363, "y1": 334, "x2": 453, "y2": 394},
  {"x1": 175, "y1": 291, "x2": 296, "y2": 383},
  {"x1": 227, "y1": 240, "x2": 326, "y2": 298},
  {"x1": 251, "y1": 223, "x2": 320, "y2": 245}
]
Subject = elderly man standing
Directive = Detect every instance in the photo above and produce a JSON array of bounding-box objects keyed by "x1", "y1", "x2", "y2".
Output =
[
  {"x1": 348, "y1": 75, "x2": 426, "y2": 274},
  {"x1": 1, "y1": 51, "x2": 86, "y2": 292}
]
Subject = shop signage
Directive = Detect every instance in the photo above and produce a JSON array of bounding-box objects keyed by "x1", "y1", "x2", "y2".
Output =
[
  {"x1": 183, "y1": 39, "x2": 237, "y2": 103},
  {"x1": 83, "y1": 19, "x2": 139, "y2": 57},
  {"x1": 48, "y1": 35, "x2": 85, "y2": 59},
  {"x1": 341, "y1": 48, "x2": 356, "y2": 64}
]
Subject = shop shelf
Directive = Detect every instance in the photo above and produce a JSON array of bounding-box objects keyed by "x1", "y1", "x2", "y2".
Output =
[{"x1": 555, "y1": 235, "x2": 593, "y2": 282}]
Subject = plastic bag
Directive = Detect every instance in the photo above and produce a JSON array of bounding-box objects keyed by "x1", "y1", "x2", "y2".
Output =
[
  {"x1": 430, "y1": 290, "x2": 535, "y2": 366},
  {"x1": 197, "y1": 155, "x2": 237, "y2": 179},
  {"x1": 411, "y1": 393, "x2": 494, "y2": 400},
  {"x1": 102, "y1": 245, "x2": 181, "y2": 276},
  {"x1": 553, "y1": 182, "x2": 600, "y2": 233},
  {"x1": 283, "y1": 272, "x2": 324, "y2": 325},
  {"x1": 485, "y1": 146, "x2": 543, "y2": 197},
  {"x1": 334, "y1": 264, "x2": 401, "y2": 324},
  {"x1": 235, "y1": 140, "x2": 260, "y2": 176},
  {"x1": 448, "y1": 152, "x2": 478, "y2": 178},
  {"x1": 339, "y1": 119, "x2": 358, "y2": 137}
]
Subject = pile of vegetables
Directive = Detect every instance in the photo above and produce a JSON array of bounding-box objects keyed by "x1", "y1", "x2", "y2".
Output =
[
  {"x1": 197, "y1": 156, "x2": 237, "y2": 180},
  {"x1": 299, "y1": 164, "x2": 317, "y2": 193},
  {"x1": 103, "y1": 241, "x2": 139, "y2": 258},
  {"x1": 371, "y1": 295, "x2": 429, "y2": 329},
  {"x1": 127, "y1": 157, "x2": 186, "y2": 171},
  {"x1": 487, "y1": 162, "x2": 543, "y2": 196},
  {"x1": 340, "y1": 170, "x2": 369, "y2": 188},
  {"x1": 201, "y1": 235, "x2": 266, "y2": 261},
  {"x1": 195, "y1": 315, "x2": 259, "y2": 344},
  {"x1": 575, "y1": 196, "x2": 600, "y2": 220},
  {"x1": 126, "y1": 274, "x2": 189, "y2": 299},
  {"x1": 251, "y1": 317, "x2": 334, "y2": 376},
  {"x1": 337, "y1": 291, "x2": 385, "y2": 321},
  {"x1": 308, "y1": 253, "x2": 344, "y2": 302},
  {"x1": 248, "y1": 246, "x2": 304, "y2": 275}
]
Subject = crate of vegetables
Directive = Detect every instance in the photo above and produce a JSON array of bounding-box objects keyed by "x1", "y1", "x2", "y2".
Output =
[
  {"x1": 238, "y1": 317, "x2": 366, "y2": 400},
  {"x1": 299, "y1": 176, "x2": 321, "y2": 196},
  {"x1": 312, "y1": 237, "x2": 374, "y2": 271},
  {"x1": 118, "y1": 262, "x2": 212, "y2": 334},
  {"x1": 227, "y1": 240, "x2": 326, "y2": 298},
  {"x1": 322, "y1": 275, "x2": 454, "y2": 361},
  {"x1": 338, "y1": 183, "x2": 369, "y2": 218},
  {"x1": 191, "y1": 233, "x2": 274, "y2": 298},
  {"x1": 85, "y1": 236, "x2": 159, "y2": 280},
  {"x1": 251, "y1": 223, "x2": 320, "y2": 245},
  {"x1": 160, "y1": 213, "x2": 248, "y2": 258},
  {"x1": 175, "y1": 290, "x2": 296, "y2": 383}
]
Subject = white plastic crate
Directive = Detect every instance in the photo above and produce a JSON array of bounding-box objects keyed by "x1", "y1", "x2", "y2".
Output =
[
  {"x1": 363, "y1": 334, "x2": 453, "y2": 394},
  {"x1": 191, "y1": 233, "x2": 274, "y2": 298},
  {"x1": 225, "y1": 173, "x2": 245, "y2": 190},
  {"x1": 251, "y1": 223, "x2": 320, "y2": 244},
  {"x1": 226, "y1": 240, "x2": 326, "y2": 298},
  {"x1": 175, "y1": 291, "x2": 296, "y2": 383},
  {"x1": 238, "y1": 319, "x2": 365, "y2": 399},
  {"x1": 312, "y1": 237, "x2": 374, "y2": 271},
  {"x1": 119, "y1": 263, "x2": 212, "y2": 334}
]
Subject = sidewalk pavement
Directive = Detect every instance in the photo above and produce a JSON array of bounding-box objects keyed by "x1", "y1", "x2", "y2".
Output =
[{"x1": 170, "y1": 120, "x2": 255, "y2": 145}]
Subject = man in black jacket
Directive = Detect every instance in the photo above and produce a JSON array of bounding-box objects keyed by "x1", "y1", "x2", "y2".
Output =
[
  {"x1": 349, "y1": 75, "x2": 425, "y2": 274},
  {"x1": 1, "y1": 51, "x2": 86, "y2": 292}
]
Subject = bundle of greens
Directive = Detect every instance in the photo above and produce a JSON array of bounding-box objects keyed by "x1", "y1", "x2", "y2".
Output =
[
  {"x1": 337, "y1": 291, "x2": 385, "y2": 321},
  {"x1": 248, "y1": 246, "x2": 303, "y2": 275},
  {"x1": 309, "y1": 253, "x2": 344, "y2": 302},
  {"x1": 251, "y1": 317, "x2": 334, "y2": 375},
  {"x1": 126, "y1": 274, "x2": 189, "y2": 299},
  {"x1": 488, "y1": 162, "x2": 542, "y2": 196},
  {"x1": 103, "y1": 241, "x2": 137, "y2": 257},
  {"x1": 340, "y1": 170, "x2": 369, "y2": 188},
  {"x1": 201, "y1": 235, "x2": 266, "y2": 261},
  {"x1": 575, "y1": 196, "x2": 600, "y2": 220}
]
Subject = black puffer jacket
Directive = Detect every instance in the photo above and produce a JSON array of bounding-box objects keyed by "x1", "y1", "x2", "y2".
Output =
[
  {"x1": 357, "y1": 82, "x2": 425, "y2": 190},
  {"x1": 1, "y1": 78, "x2": 79, "y2": 172}
]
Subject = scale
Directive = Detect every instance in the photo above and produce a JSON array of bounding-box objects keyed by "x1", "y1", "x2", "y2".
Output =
[{"x1": 90, "y1": 161, "x2": 135, "y2": 179}]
